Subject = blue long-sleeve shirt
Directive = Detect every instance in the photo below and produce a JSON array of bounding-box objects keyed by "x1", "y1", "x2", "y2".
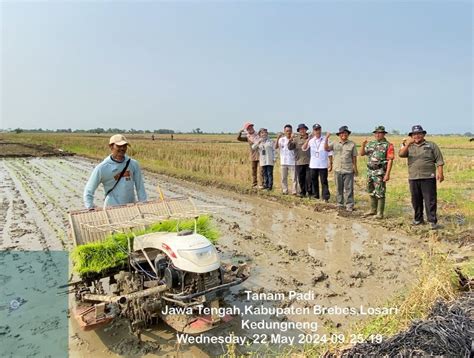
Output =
[{"x1": 83, "y1": 155, "x2": 147, "y2": 209}]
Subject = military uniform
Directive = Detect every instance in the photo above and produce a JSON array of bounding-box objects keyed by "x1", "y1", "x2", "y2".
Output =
[
  {"x1": 365, "y1": 138, "x2": 394, "y2": 198},
  {"x1": 362, "y1": 126, "x2": 394, "y2": 219}
]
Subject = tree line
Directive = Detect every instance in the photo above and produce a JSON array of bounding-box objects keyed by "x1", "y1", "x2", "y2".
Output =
[
  {"x1": 11, "y1": 128, "x2": 176, "y2": 134},
  {"x1": 6, "y1": 127, "x2": 474, "y2": 137}
]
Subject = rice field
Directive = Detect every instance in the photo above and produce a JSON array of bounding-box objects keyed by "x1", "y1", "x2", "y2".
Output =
[
  {"x1": 2, "y1": 132, "x2": 473, "y2": 230},
  {"x1": 1, "y1": 132, "x2": 472, "y2": 356}
]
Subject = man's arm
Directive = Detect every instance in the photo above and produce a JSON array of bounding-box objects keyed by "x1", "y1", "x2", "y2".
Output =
[
  {"x1": 302, "y1": 138, "x2": 311, "y2": 151},
  {"x1": 237, "y1": 130, "x2": 247, "y2": 142},
  {"x1": 359, "y1": 138, "x2": 368, "y2": 156},
  {"x1": 433, "y1": 143, "x2": 445, "y2": 182},
  {"x1": 251, "y1": 137, "x2": 263, "y2": 151},
  {"x1": 352, "y1": 156, "x2": 358, "y2": 176},
  {"x1": 275, "y1": 135, "x2": 282, "y2": 149},
  {"x1": 328, "y1": 153, "x2": 333, "y2": 172},
  {"x1": 399, "y1": 137, "x2": 414, "y2": 157},
  {"x1": 83, "y1": 166, "x2": 101, "y2": 209},
  {"x1": 384, "y1": 160, "x2": 393, "y2": 182},
  {"x1": 384, "y1": 143, "x2": 395, "y2": 182},
  {"x1": 432, "y1": 143, "x2": 445, "y2": 166},
  {"x1": 287, "y1": 137, "x2": 296, "y2": 150},
  {"x1": 352, "y1": 144, "x2": 358, "y2": 176},
  {"x1": 133, "y1": 163, "x2": 147, "y2": 202},
  {"x1": 324, "y1": 133, "x2": 333, "y2": 151},
  {"x1": 437, "y1": 165, "x2": 444, "y2": 183}
]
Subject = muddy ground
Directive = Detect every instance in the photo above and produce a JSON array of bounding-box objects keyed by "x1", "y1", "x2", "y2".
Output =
[
  {"x1": 0, "y1": 156, "x2": 471, "y2": 357},
  {"x1": 0, "y1": 140, "x2": 73, "y2": 158}
]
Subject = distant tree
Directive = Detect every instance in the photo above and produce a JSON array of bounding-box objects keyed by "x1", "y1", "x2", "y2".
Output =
[
  {"x1": 107, "y1": 128, "x2": 125, "y2": 133},
  {"x1": 14, "y1": 128, "x2": 23, "y2": 134},
  {"x1": 154, "y1": 129, "x2": 175, "y2": 134},
  {"x1": 192, "y1": 128, "x2": 203, "y2": 134},
  {"x1": 391, "y1": 129, "x2": 400, "y2": 135},
  {"x1": 464, "y1": 132, "x2": 473, "y2": 137}
]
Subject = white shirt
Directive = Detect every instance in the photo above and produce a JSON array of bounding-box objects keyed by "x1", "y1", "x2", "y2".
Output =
[
  {"x1": 307, "y1": 136, "x2": 333, "y2": 169},
  {"x1": 278, "y1": 137, "x2": 296, "y2": 166}
]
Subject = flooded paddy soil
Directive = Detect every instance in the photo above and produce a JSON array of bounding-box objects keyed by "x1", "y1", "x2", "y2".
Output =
[{"x1": 0, "y1": 156, "x2": 470, "y2": 357}]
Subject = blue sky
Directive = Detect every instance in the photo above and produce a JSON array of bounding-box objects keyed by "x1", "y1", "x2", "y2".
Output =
[{"x1": 1, "y1": 1, "x2": 472, "y2": 134}]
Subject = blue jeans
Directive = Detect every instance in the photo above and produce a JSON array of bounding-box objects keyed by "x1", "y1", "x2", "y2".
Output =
[{"x1": 262, "y1": 165, "x2": 274, "y2": 189}]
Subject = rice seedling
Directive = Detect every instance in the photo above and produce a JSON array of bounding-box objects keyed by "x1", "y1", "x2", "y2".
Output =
[{"x1": 72, "y1": 215, "x2": 219, "y2": 277}]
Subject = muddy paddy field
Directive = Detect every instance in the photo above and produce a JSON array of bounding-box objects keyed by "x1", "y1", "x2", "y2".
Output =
[{"x1": 0, "y1": 142, "x2": 471, "y2": 357}]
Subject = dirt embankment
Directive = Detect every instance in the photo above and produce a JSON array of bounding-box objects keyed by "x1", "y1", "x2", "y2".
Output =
[
  {"x1": 0, "y1": 140, "x2": 74, "y2": 158},
  {"x1": 1, "y1": 156, "x2": 471, "y2": 357}
]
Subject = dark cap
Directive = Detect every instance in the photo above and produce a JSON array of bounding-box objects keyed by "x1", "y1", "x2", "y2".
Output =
[
  {"x1": 373, "y1": 125, "x2": 388, "y2": 134},
  {"x1": 408, "y1": 125, "x2": 427, "y2": 136},
  {"x1": 297, "y1": 123, "x2": 308, "y2": 131},
  {"x1": 312, "y1": 123, "x2": 322, "y2": 130},
  {"x1": 336, "y1": 125, "x2": 351, "y2": 135}
]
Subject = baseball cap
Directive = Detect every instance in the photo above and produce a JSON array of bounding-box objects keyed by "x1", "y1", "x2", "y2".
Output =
[
  {"x1": 312, "y1": 124, "x2": 322, "y2": 130},
  {"x1": 243, "y1": 122, "x2": 254, "y2": 130},
  {"x1": 109, "y1": 134, "x2": 129, "y2": 146}
]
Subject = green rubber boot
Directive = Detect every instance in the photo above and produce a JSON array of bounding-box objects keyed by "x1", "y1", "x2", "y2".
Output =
[
  {"x1": 375, "y1": 197, "x2": 385, "y2": 219},
  {"x1": 363, "y1": 196, "x2": 378, "y2": 217}
]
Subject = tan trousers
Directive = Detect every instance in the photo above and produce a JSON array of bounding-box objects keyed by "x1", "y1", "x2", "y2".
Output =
[
  {"x1": 251, "y1": 161, "x2": 263, "y2": 187},
  {"x1": 281, "y1": 165, "x2": 297, "y2": 194}
]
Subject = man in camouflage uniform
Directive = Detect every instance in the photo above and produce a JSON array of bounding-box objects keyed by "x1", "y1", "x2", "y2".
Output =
[{"x1": 360, "y1": 126, "x2": 394, "y2": 219}]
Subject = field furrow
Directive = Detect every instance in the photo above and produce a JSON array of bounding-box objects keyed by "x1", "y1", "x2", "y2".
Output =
[{"x1": 1, "y1": 161, "x2": 61, "y2": 250}]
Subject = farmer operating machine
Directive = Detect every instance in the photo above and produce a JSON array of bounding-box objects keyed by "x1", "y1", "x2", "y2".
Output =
[{"x1": 68, "y1": 197, "x2": 248, "y2": 338}]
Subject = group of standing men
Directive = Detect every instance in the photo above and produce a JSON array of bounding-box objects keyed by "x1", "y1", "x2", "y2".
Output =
[
  {"x1": 79, "y1": 126, "x2": 445, "y2": 231},
  {"x1": 238, "y1": 122, "x2": 334, "y2": 201},
  {"x1": 237, "y1": 123, "x2": 444, "y2": 229}
]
